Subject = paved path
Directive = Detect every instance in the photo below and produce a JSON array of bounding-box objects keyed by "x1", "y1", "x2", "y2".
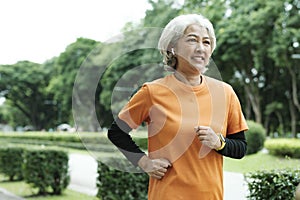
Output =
[
  {"x1": 67, "y1": 153, "x2": 249, "y2": 199},
  {"x1": 224, "y1": 171, "x2": 248, "y2": 200},
  {"x1": 0, "y1": 188, "x2": 24, "y2": 200},
  {"x1": 68, "y1": 153, "x2": 98, "y2": 196}
]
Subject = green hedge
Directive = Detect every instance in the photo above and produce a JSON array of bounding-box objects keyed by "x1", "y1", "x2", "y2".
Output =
[
  {"x1": 265, "y1": 138, "x2": 300, "y2": 159},
  {"x1": 0, "y1": 132, "x2": 111, "y2": 144},
  {"x1": 0, "y1": 146, "x2": 70, "y2": 196},
  {"x1": 97, "y1": 157, "x2": 149, "y2": 200},
  {"x1": 22, "y1": 149, "x2": 69, "y2": 195},
  {"x1": 133, "y1": 137, "x2": 148, "y2": 150},
  {"x1": 0, "y1": 132, "x2": 117, "y2": 152},
  {"x1": 245, "y1": 120, "x2": 266, "y2": 155},
  {"x1": 0, "y1": 147, "x2": 24, "y2": 181},
  {"x1": 245, "y1": 169, "x2": 300, "y2": 200}
]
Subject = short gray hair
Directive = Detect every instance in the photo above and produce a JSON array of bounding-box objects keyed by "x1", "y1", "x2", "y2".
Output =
[{"x1": 158, "y1": 14, "x2": 216, "y2": 70}]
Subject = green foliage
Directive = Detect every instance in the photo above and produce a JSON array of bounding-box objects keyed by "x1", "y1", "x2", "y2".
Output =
[
  {"x1": 133, "y1": 137, "x2": 148, "y2": 150},
  {"x1": 0, "y1": 132, "x2": 85, "y2": 143},
  {"x1": 0, "y1": 132, "x2": 116, "y2": 152},
  {"x1": 182, "y1": 0, "x2": 300, "y2": 136},
  {"x1": 224, "y1": 151, "x2": 300, "y2": 174},
  {"x1": 96, "y1": 0, "x2": 180, "y2": 128},
  {"x1": 97, "y1": 158, "x2": 149, "y2": 200},
  {"x1": 182, "y1": 0, "x2": 227, "y2": 23},
  {"x1": 98, "y1": 40, "x2": 164, "y2": 120},
  {"x1": 0, "y1": 147, "x2": 24, "y2": 181},
  {"x1": 245, "y1": 169, "x2": 300, "y2": 200},
  {"x1": 23, "y1": 149, "x2": 70, "y2": 195},
  {"x1": 47, "y1": 38, "x2": 100, "y2": 128},
  {"x1": 245, "y1": 120, "x2": 266, "y2": 155},
  {"x1": 0, "y1": 144, "x2": 71, "y2": 197},
  {"x1": 265, "y1": 138, "x2": 300, "y2": 159},
  {"x1": 0, "y1": 61, "x2": 56, "y2": 129},
  {"x1": 0, "y1": 0, "x2": 299, "y2": 136},
  {"x1": 144, "y1": 0, "x2": 180, "y2": 27}
]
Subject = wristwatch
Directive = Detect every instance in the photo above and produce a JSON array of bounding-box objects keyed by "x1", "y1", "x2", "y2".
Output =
[{"x1": 215, "y1": 134, "x2": 226, "y2": 151}]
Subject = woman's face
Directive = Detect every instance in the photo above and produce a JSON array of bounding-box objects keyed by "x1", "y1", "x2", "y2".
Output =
[{"x1": 174, "y1": 24, "x2": 212, "y2": 75}]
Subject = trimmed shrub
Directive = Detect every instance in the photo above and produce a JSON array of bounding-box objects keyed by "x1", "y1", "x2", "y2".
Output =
[
  {"x1": 0, "y1": 132, "x2": 111, "y2": 145},
  {"x1": 245, "y1": 120, "x2": 266, "y2": 154},
  {"x1": 23, "y1": 149, "x2": 70, "y2": 195},
  {"x1": 133, "y1": 137, "x2": 148, "y2": 150},
  {"x1": 265, "y1": 138, "x2": 300, "y2": 159},
  {"x1": 0, "y1": 147, "x2": 24, "y2": 181},
  {"x1": 0, "y1": 132, "x2": 116, "y2": 152},
  {"x1": 245, "y1": 169, "x2": 300, "y2": 200},
  {"x1": 97, "y1": 157, "x2": 149, "y2": 200}
]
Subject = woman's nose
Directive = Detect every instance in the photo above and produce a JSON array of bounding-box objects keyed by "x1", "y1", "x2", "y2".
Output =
[{"x1": 196, "y1": 42, "x2": 205, "y2": 52}]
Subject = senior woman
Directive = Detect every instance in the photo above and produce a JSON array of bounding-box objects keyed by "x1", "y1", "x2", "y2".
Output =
[{"x1": 108, "y1": 14, "x2": 248, "y2": 200}]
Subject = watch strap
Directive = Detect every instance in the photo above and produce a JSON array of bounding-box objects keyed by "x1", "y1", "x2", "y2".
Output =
[{"x1": 215, "y1": 134, "x2": 226, "y2": 151}]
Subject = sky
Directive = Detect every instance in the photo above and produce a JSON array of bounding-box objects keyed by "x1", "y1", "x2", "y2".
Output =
[{"x1": 0, "y1": 0, "x2": 151, "y2": 65}]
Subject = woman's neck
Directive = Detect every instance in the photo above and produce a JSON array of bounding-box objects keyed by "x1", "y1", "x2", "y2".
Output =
[{"x1": 174, "y1": 70, "x2": 202, "y2": 86}]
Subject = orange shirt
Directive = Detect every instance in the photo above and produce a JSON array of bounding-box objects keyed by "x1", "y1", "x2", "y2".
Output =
[{"x1": 119, "y1": 74, "x2": 248, "y2": 200}]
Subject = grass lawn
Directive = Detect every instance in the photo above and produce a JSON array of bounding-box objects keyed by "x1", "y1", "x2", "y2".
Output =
[
  {"x1": 0, "y1": 175, "x2": 99, "y2": 200},
  {"x1": 224, "y1": 150, "x2": 300, "y2": 174}
]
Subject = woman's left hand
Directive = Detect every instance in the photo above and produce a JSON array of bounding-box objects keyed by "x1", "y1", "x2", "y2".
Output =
[{"x1": 194, "y1": 126, "x2": 221, "y2": 149}]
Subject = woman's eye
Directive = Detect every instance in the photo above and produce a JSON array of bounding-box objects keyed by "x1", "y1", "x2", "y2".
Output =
[
  {"x1": 203, "y1": 40, "x2": 211, "y2": 45},
  {"x1": 187, "y1": 38, "x2": 197, "y2": 43}
]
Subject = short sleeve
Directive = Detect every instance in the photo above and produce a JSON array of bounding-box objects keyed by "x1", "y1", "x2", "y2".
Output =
[
  {"x1": 227, "y1": 87, "x2": 248, "y2": 135},
  {"x1": 118, "y1": 84, "x2": 152, "y2": 129}
]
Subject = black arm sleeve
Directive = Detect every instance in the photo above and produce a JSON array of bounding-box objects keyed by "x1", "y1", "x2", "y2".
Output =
[
  {"x1": 107, "y1": 117, "x2": 146, "y2": 167},
  {"x1": 216, "y1": 131, "x2": 247, "y2": 159}
]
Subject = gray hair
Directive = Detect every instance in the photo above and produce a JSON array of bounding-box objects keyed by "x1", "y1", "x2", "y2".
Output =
[{"x1": 158, "y1": 14, "x2": 216, "y2": 70}]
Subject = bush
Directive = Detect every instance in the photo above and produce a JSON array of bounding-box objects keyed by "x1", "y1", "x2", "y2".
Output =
[
  {"x1": 133, "y1": 137, "x2": 148, "y2": 150},
  {"x1": 265, "y1": 138, "x2": 300, "y2": 159},
  {"x1": 245, "y1": 120, "x2": 266, "y2": 154},
  {"x1": 23, "y1": 149, "x2": 70, "y2": 195},
  {"x1": 97, "y1": 157, "x2": 149, "y2": 200},
  {"x1": 0, "y1": 147, "x2": 24, "y2": 181},
  {"x1": 0, "y1": 132, "x2": 115, "y2": 152},
  {"x1": 245, "y1": 169, "x2": 300, "y2": 200}
]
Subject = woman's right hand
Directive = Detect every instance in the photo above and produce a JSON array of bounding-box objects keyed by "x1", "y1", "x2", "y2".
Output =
[{"x1": 138, "y1": 155, "x2": 172, "y2": 180}]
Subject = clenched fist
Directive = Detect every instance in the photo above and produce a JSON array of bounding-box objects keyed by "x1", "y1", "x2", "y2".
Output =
[
  {"x1": 194, "y1": 126, "x2": 221, "y2": 149},
  {"x1": 138, "y1": 156, "x2": 172, "y2": 180}
]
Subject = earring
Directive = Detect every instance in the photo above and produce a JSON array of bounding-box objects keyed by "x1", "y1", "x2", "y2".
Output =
[{"x1": 171, "y1": 48, "x2": 175, "y2": 56}]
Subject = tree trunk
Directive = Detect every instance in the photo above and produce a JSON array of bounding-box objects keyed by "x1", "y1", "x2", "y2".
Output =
[
  {"x1": 264, "y1": 115, "x2": 270, "y2": 136},
  {"x1": 244, "y1": 84, "x2": 262, "y2": 124},
  {"x1": 287, "y1": 65, "x2": 300, "y2": 112},
  {"x1": 288, "y1": 97, "x2": 297, "y2": 138},
  {"x1": 244, "y1": 91, "x2": 252, "y2": 120},
  {"x1": 275, "y1": 111, "x2": 284, "y2": 135}
]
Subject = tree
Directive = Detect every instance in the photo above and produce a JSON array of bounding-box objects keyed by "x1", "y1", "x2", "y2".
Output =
[
  {"x1": 182, "y1": 0, "x2": 300, "y2": 136},
  {"x1": 0, "y1": 61, "x2": 55, "y2": 130},
  {"x1": 182, "y1": 0, "x2": 227, "y2": 24},
  {"x1": 72, "y1": 41, "x2": 115, "y2": 131},
  {"x1": 47, "y1": 38, "x2": 99, "y2": 127},
  {"x1": 95, "y1": 0, "x2": 180, "y2": 128},
  {"x1": 143, "y1": 0, "x2": 181, "y2": 28},
  {"x1": 215, "y1": 0, "x2": 286, "y2": 125},
  {"x1": 268, "y1": 0, "x2": 300, "y2": 137}
]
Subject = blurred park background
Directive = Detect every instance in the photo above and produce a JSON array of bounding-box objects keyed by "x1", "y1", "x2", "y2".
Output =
[
  {"x1": 0, "y1": 0, "x2": 299, "y2": 199},
  {"x1": 0, "y1": 0, "x2": 299, "y2": 137}
]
